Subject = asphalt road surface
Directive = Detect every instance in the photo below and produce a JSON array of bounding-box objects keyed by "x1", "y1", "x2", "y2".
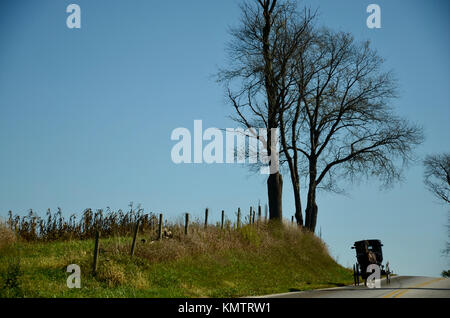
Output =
[{"x1": 262, "y1": 276, "x2": 450, "y2": 298}]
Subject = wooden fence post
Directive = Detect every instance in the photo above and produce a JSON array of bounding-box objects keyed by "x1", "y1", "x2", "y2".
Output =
[
  {"x1": 204, "y1": 208, "x2": 209, "y2": 229},
  {"x1": 221, "y1": 210, "x2": 225, "y2": 230},
  {"x1": 249, "y1": 207, "x2": 253, "y2": 224},
  {"x1": 130, "y1": 218, "x2": 141, "y2": 257},
  {"x1": 92, "y1": 230, "x2": 100, "y2": 276},
  {"x1": 252, "y1": 209, "x2": 255, "y2": 224},
  {"x1": 158, "y1": 213, "x2": 163, "y2": 240},
  {"x1": 237, "y1": 208, "x2": 241, "y2": 229},
  {"x1": 184, "y1": 213, "x2": 189, "y2": 235},
  {"x1": 291, "y1": 216, "x2": 294, "y2": 224},
  {"x1": 258, "y1": 205, "x2": 262, "y2": 222}
]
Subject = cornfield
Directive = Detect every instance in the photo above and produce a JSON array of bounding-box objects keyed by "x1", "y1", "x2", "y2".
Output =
[{"x1": 6, "y1": 204, "x2": 158, "y2": 242}]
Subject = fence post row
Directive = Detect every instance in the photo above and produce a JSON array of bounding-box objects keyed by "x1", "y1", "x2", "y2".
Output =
[{"x1": 11, "y1": 204, "x2": 277, "y2": 256}]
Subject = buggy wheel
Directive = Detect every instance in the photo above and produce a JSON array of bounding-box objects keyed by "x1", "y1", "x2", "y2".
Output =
[
  {"x1": 385, "y1": 262, "x2": 391, "y2": 284},
  {"x1": 356, "y1": 263, "x2": 360, "y2": 285}
]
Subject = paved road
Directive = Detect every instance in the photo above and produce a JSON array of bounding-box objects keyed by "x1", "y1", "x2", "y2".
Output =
[{"x1": 262, "y1": 276, "x2": 450, "y2": 298}]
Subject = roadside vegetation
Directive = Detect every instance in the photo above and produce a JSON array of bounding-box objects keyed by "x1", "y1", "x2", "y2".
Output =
[{"x1": 0, "y1": 208, "x2": 353, "y2": 298}]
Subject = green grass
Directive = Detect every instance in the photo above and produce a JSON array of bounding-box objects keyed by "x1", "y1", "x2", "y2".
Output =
[{"x1": 0, "y1": 223, "x2": 354, "y2": 298}]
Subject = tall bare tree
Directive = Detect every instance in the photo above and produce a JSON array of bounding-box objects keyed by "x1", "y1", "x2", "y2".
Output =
[
  {"x1": 424, "y1": 153, "x2": 450, "y2": 204},
  {"x1": 282, "y1": 29, "x2": 424, "y2": 232},
  {"x1": 218, "y1": 0, "x2": 314, "y2": 221}
]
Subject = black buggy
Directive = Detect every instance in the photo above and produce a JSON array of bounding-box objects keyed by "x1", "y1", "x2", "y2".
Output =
[{"x1": 351, "y1": 239, "x2": 391, "y2": 286}]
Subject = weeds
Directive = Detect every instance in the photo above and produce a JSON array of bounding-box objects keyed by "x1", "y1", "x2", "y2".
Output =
[{"x1": 0, "y1": 221, "x2": 16, "y2": 249}]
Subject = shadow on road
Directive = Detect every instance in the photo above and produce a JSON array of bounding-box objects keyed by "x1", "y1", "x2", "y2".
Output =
[{"x1": 311, "y1": 287, "x2": 450, "y2": 292}]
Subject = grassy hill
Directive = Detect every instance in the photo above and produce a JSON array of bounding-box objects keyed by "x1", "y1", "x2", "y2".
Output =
[{"x1": 0, "y1": 220, "x2": 353, "y2": 298}]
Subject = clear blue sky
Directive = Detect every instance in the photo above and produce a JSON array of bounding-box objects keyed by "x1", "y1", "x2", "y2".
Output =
[{"x1": 0, "y1": 0, "x2": 449, "y2": 277}]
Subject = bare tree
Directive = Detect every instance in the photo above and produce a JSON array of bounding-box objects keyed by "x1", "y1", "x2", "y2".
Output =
[
  {"x1": 423, "y1": 153, "x2": 450, "y2": 258},
  {"x1": 283, "y1": 29, "x2": 424, "y2": 232},
  {"x1": 219, "y1": 1, "x2": 423, "y2": 230},
  {"x1": 424, "y1": 153, "x2": 450, "y2": 204},
  {"x1": 218, "y1": 0, "x2": 315, "y2": 221}
]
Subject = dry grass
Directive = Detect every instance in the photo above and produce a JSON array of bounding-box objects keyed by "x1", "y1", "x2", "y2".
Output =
[
  {"x1": 112, "y1": 220, "x2": 330, "y2": 265},
  {"x1": 96, "y1": 261, "x2": 126, "y2": 287},
  {"x1": 0, "y1": 222, "x2": 16, "y2": 249}
]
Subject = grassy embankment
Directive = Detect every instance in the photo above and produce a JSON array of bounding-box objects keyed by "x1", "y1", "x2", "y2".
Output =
[{"x1": 0, "y1": 220, "x2": 353, "y2": 298}]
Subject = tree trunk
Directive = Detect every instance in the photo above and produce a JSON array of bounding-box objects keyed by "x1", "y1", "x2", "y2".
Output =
[
  {"x1": 292, "y1": 177, "x2": 303, "y2": 226},
  {"x1": 305, "y1": 188, "x2": 318, "y2": 232},
  {"x1": 268, "y1": 172, "x2": 283, "y2": 220},
  {"x1": 305, "y1": 160, "x2": 318, "y2": 232}
]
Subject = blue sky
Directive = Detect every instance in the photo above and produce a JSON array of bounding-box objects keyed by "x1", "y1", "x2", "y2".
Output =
[{"x1": 0, "y1": 0, "x2": 449, "y2": 277}]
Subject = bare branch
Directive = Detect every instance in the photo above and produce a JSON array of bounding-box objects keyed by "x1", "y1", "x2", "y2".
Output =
[{"x1": 424, "y1": 153, "x2": 450, "y2": 204}]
